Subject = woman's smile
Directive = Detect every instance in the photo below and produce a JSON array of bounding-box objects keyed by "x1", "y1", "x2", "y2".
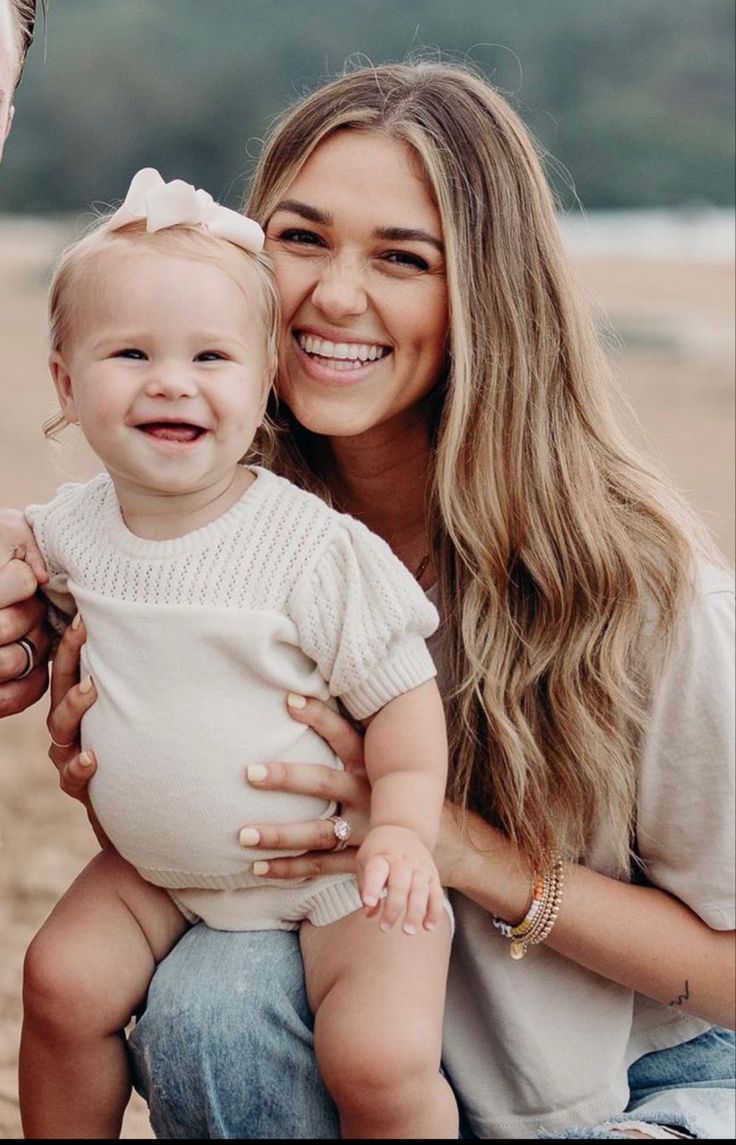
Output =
[{"x1": 292, "y1": 329, "x2": 392, "y2": 382}]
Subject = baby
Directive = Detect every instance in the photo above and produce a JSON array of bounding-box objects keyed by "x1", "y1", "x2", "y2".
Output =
[{"x1": 19, "y1": 169, "x2": 457, "y2": 1139}]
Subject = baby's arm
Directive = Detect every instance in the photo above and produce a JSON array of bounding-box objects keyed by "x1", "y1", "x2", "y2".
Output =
[
  {"x1": 358, "y1": 678, "x2": 448, "y2": 934},
  {"x1": 20, "y1": 849, "x2": 188, "y2": 1138}
]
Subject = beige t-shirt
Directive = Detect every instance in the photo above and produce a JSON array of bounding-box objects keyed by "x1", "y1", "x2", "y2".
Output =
[{"x1": 430, "y1": 562, "x2": 734, "y2": 1138}]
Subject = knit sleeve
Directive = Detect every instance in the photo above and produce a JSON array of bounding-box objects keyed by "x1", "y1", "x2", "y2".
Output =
[
  {"x1": 24, "y1": 483, "x2": 85, "y2": 629},
  {"x1": 288, "y1": 518, "x2": 439, "y2": 720}
]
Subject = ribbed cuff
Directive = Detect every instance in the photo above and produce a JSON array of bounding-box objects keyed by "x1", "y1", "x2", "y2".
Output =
[{"x1": 340, "y1": 636, "x2": 437, "y2": 720}]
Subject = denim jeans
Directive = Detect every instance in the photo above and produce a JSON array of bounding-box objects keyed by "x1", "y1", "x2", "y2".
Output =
[
  {"x1": 128, "y1": 923, "x2": 735, "y2": 1140},
  {"x1": 129, "y1": 926, "x2": 339, "y2": 1139}
]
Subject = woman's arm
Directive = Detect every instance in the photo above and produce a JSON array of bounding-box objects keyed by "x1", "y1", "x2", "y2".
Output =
[
  {"x1": 442, "y1": 805, "x2": 736, "y2": 1031},
  {"x1": 245, "y1": 697, "x2": 735, "y2": 1031}
]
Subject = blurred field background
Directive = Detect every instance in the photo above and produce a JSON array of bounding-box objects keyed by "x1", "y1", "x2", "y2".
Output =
[{"x1": 0, "y1": 1, "x2": 734, "y2": 1138}]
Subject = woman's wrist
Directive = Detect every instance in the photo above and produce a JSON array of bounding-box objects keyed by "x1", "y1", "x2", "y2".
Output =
[{"x1": 441, "y1": 805, "x2": 535, "y2": 921}]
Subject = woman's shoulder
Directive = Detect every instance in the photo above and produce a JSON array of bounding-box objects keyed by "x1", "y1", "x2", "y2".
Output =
[
  {"x1": 691, "y1": 557, "x2": 734, "y2": 601},
  {"x1": 679, "y1": 555, "x2": 734, "y2": 653}
]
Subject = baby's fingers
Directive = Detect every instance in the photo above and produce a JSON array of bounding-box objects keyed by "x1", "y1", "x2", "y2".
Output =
[
  {"x1": 378, "y1": 863, "x2": 412, "y2": 932},
  {"x1": 402, "y1": 874, "x2": 432, "y2": 935},
  {"x1": 361, "y1": 855, "x2": 390, "y2": 911},
  {"x1": 424, "y1": 880, "x2": 445, "y2": 932}
]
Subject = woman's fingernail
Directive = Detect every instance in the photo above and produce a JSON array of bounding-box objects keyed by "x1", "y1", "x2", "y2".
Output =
[
  {"x1": 78, "y1": 752, "x2": 93, "y2": 767},
  {"x1": 71, "y1": 612, "x2": 82, "y2": 630},
  {"x1": 252, "y1": 861, "x2": 270, "y2": 876},
  {"x1": 363, "y1": 894, "x2": 378, "y2": 908},
  {"x1": 286, "y1": 692, "x2": 306, "y2": 710},
  {"x1": 403, "y1": 923, "x2": 416, "y2": 935},
  {"x1": 239, "y1": 828, "x2": 260, "y2": 847},
  {"x1": 246, "y1": 764, "x2": 268, "y2": 783},
  {"x1": 79, "y1": 675, "x2": 94, "y2": 694}
]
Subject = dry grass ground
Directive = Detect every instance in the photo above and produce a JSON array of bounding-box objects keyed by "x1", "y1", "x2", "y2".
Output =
[{"x1": 0, "y1": 218, "x2": 733, "y2": 1139}]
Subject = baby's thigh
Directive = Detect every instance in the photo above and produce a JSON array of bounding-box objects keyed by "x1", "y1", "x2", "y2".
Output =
[
  {"x1": 301, "y1": 907, "x2": 452, "y2": 1082},
  {"x1": 24, "y1": 849, "x2": 187, "y2": 1033}
]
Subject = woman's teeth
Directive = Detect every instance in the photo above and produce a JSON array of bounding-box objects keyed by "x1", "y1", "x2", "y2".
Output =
[{"x1": 297, "y1": 333, "x2": 387, "y2": 369}]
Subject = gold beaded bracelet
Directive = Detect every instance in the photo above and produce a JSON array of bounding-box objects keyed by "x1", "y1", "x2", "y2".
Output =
[{"x1": 492, "y1": 855, "x2": 565, "y2": 959}]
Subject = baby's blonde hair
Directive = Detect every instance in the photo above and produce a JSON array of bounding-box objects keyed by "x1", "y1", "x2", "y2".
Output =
[{"x1": 45, "y1": 216, "x2": 280, "y2": 438}]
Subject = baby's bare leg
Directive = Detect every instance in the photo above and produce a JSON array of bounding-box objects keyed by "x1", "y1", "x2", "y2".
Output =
[
  {"x1": 300, "y1": 907, "x2": 457, "y2": 1140},
  {"x1": 19, "y1": 848, "x2": 188, "y2": 1139}
]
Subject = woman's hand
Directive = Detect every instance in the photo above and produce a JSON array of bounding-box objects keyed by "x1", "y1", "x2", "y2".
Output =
[
  {"x1": 45, "y1": 615, "x2": 106, "y2": 843},
  {"x1": 240, "y1": 696, "x2": 371, "y2": 878},
  {"x1": 0, "y1": 512, "x2": 52, "y2": 715},
  {"x1": 240, "y1": 695, "x2": 480, "y2": 895}
]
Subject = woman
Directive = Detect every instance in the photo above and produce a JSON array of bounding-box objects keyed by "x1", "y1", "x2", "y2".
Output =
[{"x1": 2, "y1": 61, "x2": 734, "y2": 1139}]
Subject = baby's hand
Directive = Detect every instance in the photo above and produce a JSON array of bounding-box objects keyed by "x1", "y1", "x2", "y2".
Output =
[{"x1": 357, "y1": 824, "x2": 444, "y2": 935}]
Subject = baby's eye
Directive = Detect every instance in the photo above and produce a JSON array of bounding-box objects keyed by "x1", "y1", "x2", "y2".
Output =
[
  {"x1": 195, "y1": 351, "x2": 226, "y2": 362},
  {"x1": 113, "y1": 348, "x2": 147, "y2": 360}
]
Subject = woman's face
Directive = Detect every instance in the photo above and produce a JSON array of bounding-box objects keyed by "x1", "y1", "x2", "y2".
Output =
[{"x1": 265, "y1": 130, "x2": 448, "y2": 440}]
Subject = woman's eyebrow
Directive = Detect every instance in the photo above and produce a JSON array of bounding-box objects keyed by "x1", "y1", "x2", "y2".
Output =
[
  {"x1": 271, "y1": 200, "x2": 444, "y2": 252},
  {"x1": 271, "y1": 199, "x2": 329, "y2": 224},
  {"x1": 375, "y1": 226, "x2": 444, "y2": 253}
]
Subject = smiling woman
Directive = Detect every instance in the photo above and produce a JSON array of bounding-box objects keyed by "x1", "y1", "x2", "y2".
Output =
[{"x1": 265, "y1": 132, "x2": 448, "y2": 442}]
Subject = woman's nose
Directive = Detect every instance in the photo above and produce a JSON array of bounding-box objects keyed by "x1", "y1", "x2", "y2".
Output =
[{"x1": 310, "y1": 255, "x2": 368, "y2": 319}]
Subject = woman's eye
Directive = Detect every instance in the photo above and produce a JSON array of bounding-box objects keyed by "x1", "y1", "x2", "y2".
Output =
[
  {"x1": 383, "y1": 250, "x2": 430, "y2": 271},
  {"x1": 113, "y1": 348, "x2": 146, "y2": 360},
  {"x1": 278, "y1": 228, "x2": 325, "y2": 248}
]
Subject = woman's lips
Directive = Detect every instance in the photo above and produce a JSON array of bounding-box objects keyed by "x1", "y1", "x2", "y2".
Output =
[{"x1": 292, "y1": 331, "x2": 391, "y2": 381}]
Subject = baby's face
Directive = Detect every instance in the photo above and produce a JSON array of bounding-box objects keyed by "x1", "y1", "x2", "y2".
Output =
[{"x1": 51, "y1": 246, "x2": 271, "y2": 501}]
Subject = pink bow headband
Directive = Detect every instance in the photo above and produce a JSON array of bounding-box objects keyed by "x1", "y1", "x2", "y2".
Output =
[{"x1": 105, "y1": 167, "x2": 265, "y2": 253}]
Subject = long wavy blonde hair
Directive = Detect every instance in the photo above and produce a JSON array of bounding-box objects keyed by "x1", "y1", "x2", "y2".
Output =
[{"x1": 246, "y1": 60, "x2": 713, "y2": 871}]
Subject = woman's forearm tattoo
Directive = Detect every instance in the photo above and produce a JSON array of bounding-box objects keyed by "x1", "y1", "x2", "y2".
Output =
[{"x1": 669, "y1": 979, "x2": 690, "y2": 1007}]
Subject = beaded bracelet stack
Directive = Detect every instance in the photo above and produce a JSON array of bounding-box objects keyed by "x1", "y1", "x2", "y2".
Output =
[{"x1": 492, "y1": 855, "x2": 565, "y2": 960}]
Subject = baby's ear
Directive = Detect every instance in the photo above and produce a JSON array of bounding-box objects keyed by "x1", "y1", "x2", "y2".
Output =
[{"x1": 49, "y1": 351, "x2": 79, "y2": 423}]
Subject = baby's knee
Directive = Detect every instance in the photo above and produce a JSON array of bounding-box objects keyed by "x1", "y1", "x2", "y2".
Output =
[
  {"x1": 23, "y1": 926, "x2": 97, "y2": 1037},
  {"x1": 320, "y1": 1027, "x2": 438, "y2": 1119}
]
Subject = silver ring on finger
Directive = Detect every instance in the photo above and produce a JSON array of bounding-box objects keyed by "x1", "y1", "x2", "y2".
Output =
[
  {"x1": 329, "y1": 814, "x2": 352, "y2": 851},
  {"x1": 14, "y1": 637, "x2": 37, "y2": 680},
  {"x1": 49, "y1": 734, "x2": 76, "y2": 750}
]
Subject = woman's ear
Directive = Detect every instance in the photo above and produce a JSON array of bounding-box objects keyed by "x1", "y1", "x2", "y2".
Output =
[{"x1": 49, "y1": 351, "x2": 79, "y2": 423}]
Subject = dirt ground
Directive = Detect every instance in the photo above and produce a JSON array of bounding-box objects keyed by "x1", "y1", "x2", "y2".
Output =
[{"x1": 0, "y1": 218, "x2": 733, "y2": 1139}]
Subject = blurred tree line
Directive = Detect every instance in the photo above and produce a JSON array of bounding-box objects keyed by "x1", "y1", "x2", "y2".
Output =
[{"x1": 1, "y1": 0, "x2": 733, "y2": 215}]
